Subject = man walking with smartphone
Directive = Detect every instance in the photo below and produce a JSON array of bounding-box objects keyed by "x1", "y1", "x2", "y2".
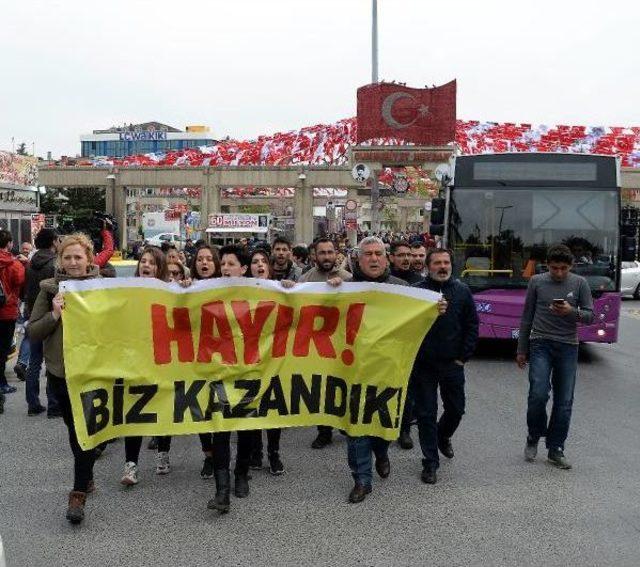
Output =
[{"x1": 516, "y1": 244, "x2": 593, "y2": 469}]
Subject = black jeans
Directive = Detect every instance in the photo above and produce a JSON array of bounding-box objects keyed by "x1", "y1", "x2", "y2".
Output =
[
  {"x1": 409, "y1": 362, "x2": 466, "y2": 470},
  {"x1": 212, "y1": 430, "x2": 253, "y2": 474},
  {"x1": 125, "y1": 436, "x2": 143, "y2": 463},
  {"x1": 250, "y1": 429, "x2": 282, "y2": 457},
  {"x1": 0, "y1": 319, "x2": 16, "y2": 387},
  {"x1": 48, "y1": 373, "x2": 96, "y2": 492}
]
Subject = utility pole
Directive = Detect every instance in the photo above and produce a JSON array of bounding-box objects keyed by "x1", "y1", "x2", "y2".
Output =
[{"x1": 370, "y1": 0, "x2": 381, "y2": 233}]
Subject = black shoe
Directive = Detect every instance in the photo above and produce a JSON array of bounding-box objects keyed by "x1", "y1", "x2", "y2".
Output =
[
  {"x1": 47, "y1": 409, "x2": 63, "y2": 419},
  {"x1": 524, "y1": 436, "x2": 538, "y2": 462},
  {"x1": 27, "y1": 404, "x2": 46, "y2": 416},
  {"x1": 0, "y1": 392, "x2": 4, "y2": 414},
  {"x1": 547, "y1": 448, "x2": 572, "y2": 470},
  {"x1": 249, "y1": 451, "x2": 263, "y2": 470},
  {"x1": 421, "y1": 468, "x2": 437, "y2": 484},
  {"x1": 201, "y1": 456, "x2": 214, "y2": 479},
  {"x1": 13, "y1": 363, "x2": 27, "y2": 382},
  {"x1": 348, "y1": 483, "x2": 372, "y2": 503},
  {"x1": 437, "y1": 436, "x2": 454, "y2": 459},
  {"x1": 311, "y1": 433, "x2": 332, "y2": 449},
  {"x1": 208, "y1": 470, "x2": 230, "y2": 513},
  {"x1": 398, "y1": 431, "x2": 413, "y2": 450},
  {"x1": 375, "y1": 456, "x2": 390, "y2": 479},
  {"x1": 268, "y1": 452, "x2": 285, "y2": 475},
  {"x1": 234, "y1": 472, "x2": 250, "y2": 498},
  {"x1": 147, "y1": 437, "x2": 158, "y2": 450}
]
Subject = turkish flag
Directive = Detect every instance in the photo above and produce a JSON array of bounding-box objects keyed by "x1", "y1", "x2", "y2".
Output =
[{"x1": 356, "y1": 80, "x2": 456, "y2": 144}]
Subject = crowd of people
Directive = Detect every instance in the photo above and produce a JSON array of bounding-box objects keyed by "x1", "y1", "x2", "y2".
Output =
[{"x1": 0, "y1": 226, "x2": 592, "y2": 527}]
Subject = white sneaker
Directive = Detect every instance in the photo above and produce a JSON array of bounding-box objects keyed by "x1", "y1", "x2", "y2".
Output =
[
  {"x1": 121, "y1": 461, "x2": 139, "y2": 486},
  {"x1": 156, "y1": 451, "x2": 170, "y2": 475}
]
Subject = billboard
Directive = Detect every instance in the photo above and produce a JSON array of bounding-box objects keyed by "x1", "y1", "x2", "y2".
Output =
[{"x1": 207, "y1": 213, "x2": 270, "y2": 233}]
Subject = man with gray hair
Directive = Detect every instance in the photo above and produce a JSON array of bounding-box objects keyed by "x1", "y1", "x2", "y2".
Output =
[{"x1": 330, "y1": 236, "x2": 446, "y2": 503}]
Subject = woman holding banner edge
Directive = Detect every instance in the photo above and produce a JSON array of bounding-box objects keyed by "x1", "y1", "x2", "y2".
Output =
[
  {"x1": 120, "y1": 246, "x2": 170, "y2": 486},
  {"x1": 29, "y1": 233, "x2": 101, "y2": 525},
  {"x1": 246, "y1": 248, "x2": 286, "y2": 476},
  {"x1": 187, "y1": 245, "x2": 222, "y2": 479}
]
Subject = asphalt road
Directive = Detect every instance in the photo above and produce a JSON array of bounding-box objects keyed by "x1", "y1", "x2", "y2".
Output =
[{"x1": 1, "y1": 302, "x2": 640, "y2": 567}]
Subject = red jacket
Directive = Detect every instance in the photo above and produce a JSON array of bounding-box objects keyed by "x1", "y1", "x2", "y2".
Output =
[
  {"x1": 0, "y1": 250, "x2": 26, "y2": 320},
  {"x1": 95, "y1": 229, "x2": 114, "y2": 268}
]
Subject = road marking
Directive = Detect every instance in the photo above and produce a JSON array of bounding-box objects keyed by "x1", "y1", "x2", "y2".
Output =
[{"x1": 622, "y1": 308, "x2": 640, "y2": 320}]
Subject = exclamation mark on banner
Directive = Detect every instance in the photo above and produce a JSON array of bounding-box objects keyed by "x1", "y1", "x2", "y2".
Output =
[
  {"x1": 394, "y1": 387, "x2": 403, "y2": 428},
  {"x1": 340, "y1": 303, "x2": 365, "y2": 366}
]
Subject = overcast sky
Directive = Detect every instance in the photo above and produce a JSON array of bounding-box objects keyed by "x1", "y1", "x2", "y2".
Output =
[{"x1": 2, "y1": 0, "x2": 638, "y2": 158}]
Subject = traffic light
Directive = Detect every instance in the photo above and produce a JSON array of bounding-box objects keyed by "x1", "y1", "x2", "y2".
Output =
[{"x1": 429, "y1": 198, "x2": 445, "y2": 236}]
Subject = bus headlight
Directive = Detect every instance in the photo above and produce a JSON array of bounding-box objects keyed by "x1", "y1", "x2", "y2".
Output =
[{"x1": 597, "y1": 329, "x2": 606, "y2": 337}]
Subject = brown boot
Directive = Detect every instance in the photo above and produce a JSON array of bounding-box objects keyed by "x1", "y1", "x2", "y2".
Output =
[{"x1": 66, "y1": 491, "x2": 86, "y2": 524}]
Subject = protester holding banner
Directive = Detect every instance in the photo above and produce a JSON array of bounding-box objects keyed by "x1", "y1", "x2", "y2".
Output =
[
  {"x1": 410, "y1": 249, "x2": 479, "y2": 485},
  {"x1": 270, "y1": 237, "x2": 301, "y2": 282},
  {"x1": 246, "y1": 248, "x2": 286, "y2": 475},
  {"x1": 208, "y1": 245, "x2": 255, "y2": 513},
  {"x1": 298, "y1": 237, "x2": 354, "y2": 450},
  {"x1": 121, "y1": 247, "x2": 170, "y2": 486},
  {"x1": 188, "y1": 245, "x2": 221, "y2": 478},
  {"x1": 28, "y1": 233, "x2": 100, "y2": 525}
]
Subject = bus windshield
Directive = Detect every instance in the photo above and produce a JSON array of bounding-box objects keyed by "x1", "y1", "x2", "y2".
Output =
[{"x1": 448, "y1": 187, "x2": 619, "y2": 294}]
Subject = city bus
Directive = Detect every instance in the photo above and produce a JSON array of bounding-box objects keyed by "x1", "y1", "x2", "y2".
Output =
[{"x1": 444, "y1": 153, "x2": 621, "y2": 343}]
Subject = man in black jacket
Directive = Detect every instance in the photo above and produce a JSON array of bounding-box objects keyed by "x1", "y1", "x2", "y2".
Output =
[
  {"x1": 24, "y1": 228, "x2": 60, "y2": 417},
  {"x1": 389, "y1": 241, "x2": 423, "y2": 285},
  {"x1": 411, "y1": 248, "x2": 479, "y2": 484}
]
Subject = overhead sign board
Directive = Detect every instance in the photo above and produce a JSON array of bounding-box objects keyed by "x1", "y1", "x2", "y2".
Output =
[{"x1": 207, "y1": 213, "x2": 270, "y2": 233}]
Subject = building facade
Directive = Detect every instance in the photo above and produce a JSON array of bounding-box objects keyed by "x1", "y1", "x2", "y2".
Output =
[{"x1": 80, "y1": 121, "x2": 216, "y2": 157}]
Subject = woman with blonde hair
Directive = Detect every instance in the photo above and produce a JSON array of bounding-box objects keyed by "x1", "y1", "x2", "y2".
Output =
[{"x1": 29, "y1": 233, "x2": 100, "y2": 525}]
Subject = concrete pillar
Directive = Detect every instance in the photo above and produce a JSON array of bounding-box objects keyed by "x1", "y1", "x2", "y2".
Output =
[
  {"x1": 294, "y1": 183, "x2": 314, "y2": 244},
  {"x1": 399, "y1": 206, "x2": 409, "y2": 231},
  {"x1": 105, "y1": 184, "x2": 115, "y2": 216},
  {"x1": 200, "y1": 181, "x2": 220, "y2": 232},
  {"x1": 114, "y1": 185, "x2": 127, "y2": 251}
]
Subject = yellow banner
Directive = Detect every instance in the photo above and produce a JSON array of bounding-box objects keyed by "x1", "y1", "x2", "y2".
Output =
[{"x1": 61, "y1": 278, "x2": 441, "y2": 449}]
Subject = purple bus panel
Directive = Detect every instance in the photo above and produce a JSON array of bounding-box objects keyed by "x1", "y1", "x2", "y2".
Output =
[{"x1": 473, "y1": 289, "x2": 620, "y2": 343}]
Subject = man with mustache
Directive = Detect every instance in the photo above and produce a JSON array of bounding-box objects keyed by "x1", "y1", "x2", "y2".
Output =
[
  {"x1": 410, "y1": 249, "x2": 479, "y2": 485},
  {"x1": 298, "y1": 237, "x2": 353, "y2": 449}
]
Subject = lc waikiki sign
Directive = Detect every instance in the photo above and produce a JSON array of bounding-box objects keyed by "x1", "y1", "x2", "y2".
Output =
[{"x1": 119, "y1": 131, "x2": 168, "y2": 141}]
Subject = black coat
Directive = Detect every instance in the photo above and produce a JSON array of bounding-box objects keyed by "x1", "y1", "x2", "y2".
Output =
[
  {"x1": 413, "y1": 276, "x2": 479, "y2": 365},
  {"x1": 390, "y1": 267, "x2": 423, "y2": 285},
  {"x1": 25, "y1": 249, "x2": 56, "y2": 315}
]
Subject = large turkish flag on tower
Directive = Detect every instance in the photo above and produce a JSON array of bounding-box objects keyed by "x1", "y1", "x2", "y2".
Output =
[{"x1": 356, "y1": 80, "x2": 456, "y2": 144}]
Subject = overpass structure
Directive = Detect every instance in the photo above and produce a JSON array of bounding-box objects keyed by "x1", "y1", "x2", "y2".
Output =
[
  {"x1": 37, "y1": 147, "x2": 454, "y2": 247},
  {"x1": 38, "y1": 158, "x2": 640, "y2": 249}
]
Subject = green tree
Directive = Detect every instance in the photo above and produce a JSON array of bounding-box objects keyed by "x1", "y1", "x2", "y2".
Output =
[{"x1": 16, "y1": 142, "x2": 28, "y2": 156}]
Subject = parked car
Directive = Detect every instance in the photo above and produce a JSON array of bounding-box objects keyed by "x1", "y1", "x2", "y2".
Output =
[
  {"x1": 147, "y1": 233, "x2": 184, "y2": 249},
  {"x1": 111, "y1": 259, "x2": 138, "y2": 278},
  {"x1": 620, "y1": 261, "x2": 640, "y2": 298}
]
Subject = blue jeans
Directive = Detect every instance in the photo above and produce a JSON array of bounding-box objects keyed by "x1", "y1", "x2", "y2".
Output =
[
  {"x1": 17, "y1": 332, "x2": 30, "y2": 367},
  {"x1": 409, "y1": 362, "x2": 466, "y2": 471},
  {"x1": 25, "y1": 339, "x2": 58, "y2": 411},
  {"x1": 527, "y1": 339, "x2": 579, "y2": 451},
  {"x1": 347, "y1": 436, "x2": 390, "y2": 487}
]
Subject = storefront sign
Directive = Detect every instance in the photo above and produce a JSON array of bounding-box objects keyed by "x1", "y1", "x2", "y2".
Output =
[
  {"x1": 119, "y1": 131, "x2": 167, "y2": 141},
  {"x1": 208, "y1": 213, "x2": 270, "y2": 233},
  {"x1": 0, "y1": 188, "x2": 38, "y2": 211}
]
